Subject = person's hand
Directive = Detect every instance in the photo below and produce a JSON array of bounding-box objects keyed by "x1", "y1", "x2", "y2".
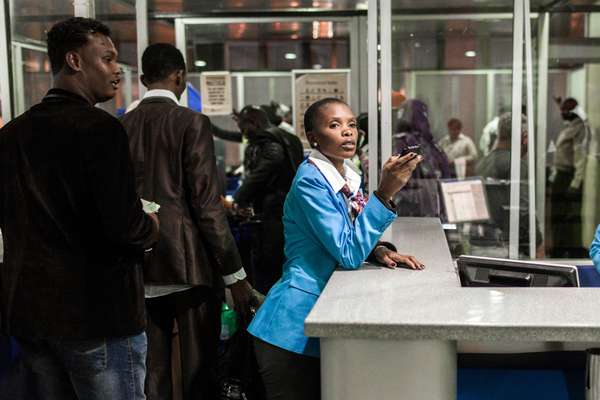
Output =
[
  {"x1": 373, "y1": 246, "x2": 425, "y2": 270},
  {"x1": 536, "y1": 244, "x2": 545, "y2": 259},
  {"x1": 221, "y1": 195, "x2": 234, "y2": 210},
  {"x1": 237, "y1": 206, "x2": 255, "y2": 219},
  {"x1": 228, "y1": 279, "x2": 254, "y2": 324},
  {"x1": 567, "y1": 185, "x2": 581, "y2": 200},
  {"x1": 377, "y1": 153, "x2": 423, "y2": 200},
  {"x1": 147, "y1": 212, "x2": 159, "y2": 230}
]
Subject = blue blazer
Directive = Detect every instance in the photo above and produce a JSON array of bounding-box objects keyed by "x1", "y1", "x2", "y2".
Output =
[
  {"x1": 248, "y1": 160, "x2": 397, "y2": 357},
  {"x1": 590, "y1": 225, "x2": 600, "y2": 273}
]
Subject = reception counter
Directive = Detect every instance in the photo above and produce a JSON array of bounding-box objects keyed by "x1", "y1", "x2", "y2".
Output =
[{"x1": 304, "y1": 217, "x2": 600, "y2": 400}]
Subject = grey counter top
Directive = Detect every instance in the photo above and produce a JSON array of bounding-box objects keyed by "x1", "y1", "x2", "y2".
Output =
[{"x1": 304, "y1": 218, "x2": 600, "y2": 342}]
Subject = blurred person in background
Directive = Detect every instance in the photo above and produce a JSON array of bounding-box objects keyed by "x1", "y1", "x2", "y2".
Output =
[
  {"x1": 393, "y1": 99, "x2": 451, "y2": 217},
  {"x1": 438, "y1": 118, "x2": 478, "y2": 179},
  {"x1": 472, "y1": 112, "x2": 543, "y2": 258},
  {"x1": 549, "y1": 97, "x2": 591, "y2": 258},
  {"x1": 235, "y1": 105, "x2": 304, "y2": 294}
]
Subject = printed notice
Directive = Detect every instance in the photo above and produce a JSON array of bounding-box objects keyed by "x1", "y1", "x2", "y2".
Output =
[
  {"x1": 294, "y1": 72, "x2": 349, "y2": 145},
  {"x1": 200, "y1": 72, "x2": 232, "y2": 115},
  {"x1": 440, "y1": 179, "x2": 490, "y2": 223}
]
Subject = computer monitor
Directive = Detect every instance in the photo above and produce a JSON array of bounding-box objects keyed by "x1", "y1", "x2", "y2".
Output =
[
  {"x1": 439, "y1": 178, "x2": 490, "y2": 224},
  {"x1": 457, "y1": 255, "x2": 579, "y2": 287}
]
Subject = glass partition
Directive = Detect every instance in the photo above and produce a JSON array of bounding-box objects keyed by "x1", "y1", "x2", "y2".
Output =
[
  {"x1": 180, "y1": 18, "x2": 353, "y2": 177},
  {"x1": 9, "y1": 0, "x2": 72, "y2": 43},
  {"x1": 541, "y1": 11, "x2": 600, "y2": 259},
  {"x1": 9, "y1": 0, "x2": 72, "y2": 116},
  {"x1": 387, "y1": 11, "x2": 538, "y2": 259},
  {"x1": 96, "y1": 0, "x2": 138, "y2": 115}
]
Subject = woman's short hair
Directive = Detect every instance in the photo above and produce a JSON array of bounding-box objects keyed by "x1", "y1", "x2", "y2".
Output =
[{"x1": 303, "y1": 98, "x2": 348, "y2": 134}]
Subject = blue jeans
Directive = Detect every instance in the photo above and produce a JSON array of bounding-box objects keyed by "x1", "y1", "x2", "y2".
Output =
[{"x1": 16, "y1": 332, "x2": 147, "y2": 400}]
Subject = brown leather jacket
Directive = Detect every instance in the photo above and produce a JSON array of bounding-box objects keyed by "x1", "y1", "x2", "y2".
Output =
[{"x1": 121, "y1": 97, "x2": 243, "y2": 287}]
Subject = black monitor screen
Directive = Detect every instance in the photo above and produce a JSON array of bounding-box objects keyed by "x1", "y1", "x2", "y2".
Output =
[{"x1": 457, "y1": 255, "x2": 579, "y2": 287}]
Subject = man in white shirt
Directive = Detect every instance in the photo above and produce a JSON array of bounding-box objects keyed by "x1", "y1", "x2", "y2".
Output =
[{"x1": 438, "y1": 118, "x2": 478, "y2": 178}]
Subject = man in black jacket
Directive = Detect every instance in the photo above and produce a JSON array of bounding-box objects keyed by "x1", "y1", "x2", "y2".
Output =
[
  {"x1": 235, "y1": 106, "x2": 304, "y2": 293},
  {"x1": 0, "y1": 18, "x2": 159, "y2": 400}
]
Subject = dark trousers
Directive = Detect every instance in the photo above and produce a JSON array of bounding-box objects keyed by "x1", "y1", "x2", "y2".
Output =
[
  {"x1": 145, "y1": 287, "x2": 221, "y2": 400},
  {"x1": 550, "y1": 169, "x2": 587, "y2": 258},
  {"x1": 253, "y1": 338, "x2": 320, "y2": 400}
]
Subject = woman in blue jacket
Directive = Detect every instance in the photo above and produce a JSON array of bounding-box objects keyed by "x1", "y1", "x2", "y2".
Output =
[
  {"x1": 590, "y1": 225, "x2": 600, "y2": 272},
  {"x1": 248, "y1": 98, "x2": 424, "y2": 399}
]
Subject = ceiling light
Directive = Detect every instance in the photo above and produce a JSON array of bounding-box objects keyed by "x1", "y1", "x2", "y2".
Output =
[
  {"x1": 285, "y1": 53, "x2": 297, "y2": 60},
  {"x1": 465, "y1": 50, "x2": 476, "y2": 58},
  {"x1": 194, "y1": 60, "x2": 207, "y2": 67}
]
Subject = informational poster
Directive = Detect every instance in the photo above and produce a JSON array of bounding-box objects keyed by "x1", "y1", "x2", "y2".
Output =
[
  {"x1": 200, "y1": 71, "x2": 232, "y2": 115},
  {"x1": 440, "y1": 179, "x2": 490, "y2": 224},
  {"x1": 293, "y1": 71, "x2": 349, "y2": 145}
]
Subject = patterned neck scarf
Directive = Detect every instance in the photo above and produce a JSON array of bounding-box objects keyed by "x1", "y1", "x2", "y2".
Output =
[{"x1": 340, "y1": 183, "x2": 366, "y2": 221}]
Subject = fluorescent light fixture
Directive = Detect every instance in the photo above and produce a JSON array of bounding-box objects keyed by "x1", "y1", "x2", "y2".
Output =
[
  {"x1": 285, "y1": 53, "x2": 297, "y2": 60},
  {"x1": 194, "y1": 60, "x2": 207, "y2": 67},
  {"x1": 465, "y1": 50, "x2": 476, "y2": 58}
]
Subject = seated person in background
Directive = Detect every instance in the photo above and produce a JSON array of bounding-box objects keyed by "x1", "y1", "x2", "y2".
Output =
[
  {"x1": 590, "y1": 225, "x2": 600, "y2": 273},
  {"x1": 472, "y1": 112, "x2": 543, "y2": 258},
  {"x1": 235, "y1": 105, "x2": 304, "y2": 294},
  {"x1": 248, "y1": 98, "x2": 424, "y2": 400},
  {"x1": 393, "y1": 99, "x2": 451, "y2": 217},
  {"x1": 438, "y1": 118, "x2": 478, "y2": 178}
]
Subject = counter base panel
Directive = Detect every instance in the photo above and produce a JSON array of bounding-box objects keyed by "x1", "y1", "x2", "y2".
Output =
[{"x1": 321, "y1": 338, "x2": 456, "y2": 400}]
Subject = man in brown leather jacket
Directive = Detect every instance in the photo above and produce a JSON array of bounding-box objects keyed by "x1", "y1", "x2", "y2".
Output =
[{"x1": 121, "y1": 43, "x2": 254, "y2": 400}]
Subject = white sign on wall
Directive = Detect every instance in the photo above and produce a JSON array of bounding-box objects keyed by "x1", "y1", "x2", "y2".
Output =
[
  {"x1": 292, "y1": 70, "x2": 351, "y2": 146},
  {"x1": 200, "y1": 71, "x2": 232, "y2": 115}
]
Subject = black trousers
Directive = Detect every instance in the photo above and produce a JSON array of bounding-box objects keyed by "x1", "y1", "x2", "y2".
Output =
[
  {"x1": 145, "y1": 287, "x2": 221, "y2": 400},
  {"x1": 550, "y1": 169, "x2": 587, "y2": 258},
  {"x1": 253, "y1": 338, "x2": 320, "y2": 400}
]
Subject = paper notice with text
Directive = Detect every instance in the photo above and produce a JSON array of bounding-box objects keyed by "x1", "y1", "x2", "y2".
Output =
[
  {"x1": 294, "y1": 72, "x2": 349, "y2": 145},
  {"x1": 200, "y1": 71, "x2": 232, "y2": 115}
]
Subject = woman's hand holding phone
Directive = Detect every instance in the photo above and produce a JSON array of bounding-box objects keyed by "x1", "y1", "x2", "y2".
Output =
[{"x1": 377, "y1": 152, "x2": 422, "y2": 201}]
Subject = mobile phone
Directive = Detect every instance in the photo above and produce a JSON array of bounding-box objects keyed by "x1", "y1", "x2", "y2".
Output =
[
  {"x1": 398, "y1": 144, "x2": 422, "y2": 157},
  {"x1": 394, "y1": 144, "x2": 422, "y2": 167}
]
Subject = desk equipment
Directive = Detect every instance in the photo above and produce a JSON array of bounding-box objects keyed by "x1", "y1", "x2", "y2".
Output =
[
  {"x1": 439, "y1": 178, "x2": 490, "y2": 224},
  {"x1": 457, "y1": 255, "x2": 579, "y2": 287}
]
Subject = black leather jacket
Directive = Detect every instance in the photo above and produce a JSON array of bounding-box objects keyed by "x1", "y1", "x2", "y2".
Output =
[{"x1": 234, "y1": 127, "x2": 303, "y2": 219}]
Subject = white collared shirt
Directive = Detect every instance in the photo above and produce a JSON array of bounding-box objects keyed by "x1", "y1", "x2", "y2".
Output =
[
  {"x1": 143, "y1": 89, "x2": 180, "y2": 105},
  {"x1": 308, "y1": 149, "x2": 362, "y2": 216},
  {"x1": 141, "y1": 88, "x2": 246, "y2": 286}
]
